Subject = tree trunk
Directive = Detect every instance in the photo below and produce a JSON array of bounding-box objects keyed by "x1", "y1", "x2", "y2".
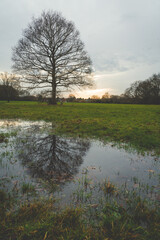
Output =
[
  {"x1": 7, "y1": 89, "x2": 10, "y2": 103},
  {"x1": 50, "y1": 65, "x2": 57, "y2": 105},
  {"x1": 51, "y1": 81, "x2": 56, "y2": 105},
  {"x1": 51, "y1": 88, "x2": 56, "y2": 104}
]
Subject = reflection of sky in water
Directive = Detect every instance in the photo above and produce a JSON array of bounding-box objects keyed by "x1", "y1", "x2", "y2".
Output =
[
  {"x1": 82, "y1": 142, "x2": 158, "y2": 183},
  {"x1": 0, "y1": 120, "x2": 159, "y2": 204},
  {"x1": 0, "y1": 120, "x2": 52, "y2": 133},
  {"x1": 0, "y1": 120, "x2": 51, "y2": 127}
]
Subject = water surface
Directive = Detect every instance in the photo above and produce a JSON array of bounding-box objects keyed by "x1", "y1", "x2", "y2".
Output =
[{"x1": 0, "y1": 120, "x2": 159, "y2": 204}]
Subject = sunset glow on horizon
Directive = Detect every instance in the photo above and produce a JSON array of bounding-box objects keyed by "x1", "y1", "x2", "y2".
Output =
[{"x1": 64, "y1": 88, "x2": 115, "y2": 99}]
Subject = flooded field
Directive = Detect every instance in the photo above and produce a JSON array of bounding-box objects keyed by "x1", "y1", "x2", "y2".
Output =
[{"x1": 0, "y1": 119, "x2": 159, "y2": 205}]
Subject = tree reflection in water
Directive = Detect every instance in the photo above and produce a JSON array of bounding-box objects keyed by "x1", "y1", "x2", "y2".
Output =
[{"x1": 17, "y1": 133, "x2": 90, "y2": 183}]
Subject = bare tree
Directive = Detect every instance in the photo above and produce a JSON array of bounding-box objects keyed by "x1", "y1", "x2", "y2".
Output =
[
  {"x1": 0, "y1": 72, "x2": 20, "y2": 102},
  {"x1": 12, "y1": 11, "x2": 93, "y2": 104},
  {"x1": 124, "y1": 74, "x2": 160, "y2": 104},
  {"x1": 102, "y1": 92, "x2": 110, "y2": 99},
  {"x1": 91, "y1": 95, "x2": 100, "y2": 99}
]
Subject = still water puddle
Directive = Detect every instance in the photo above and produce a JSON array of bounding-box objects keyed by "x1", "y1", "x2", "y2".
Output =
[{"x1": 0, "y1": 120, "x2": 159, "y2": 204}]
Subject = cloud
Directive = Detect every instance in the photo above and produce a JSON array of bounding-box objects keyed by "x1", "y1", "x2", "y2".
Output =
[
  {"x1": 93, "y1": 55, "x2": 130, "y2": 73},
  {"x1": 0, "y1": 0, "x2": 160, "y2": 93},
  {"x1": 71, "y1": 88, "x2": 115, "y2": 99}
]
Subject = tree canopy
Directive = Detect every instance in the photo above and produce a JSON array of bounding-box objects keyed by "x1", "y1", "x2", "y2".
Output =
[
  {"x1": 124, "y1": 73, "x2": 160, "y2": 104},
  {"x1": 0, "y1": 72, "x2": 20, "y2": 102},
  {"x1": 12, "y1": 11, "x2": 93, "y2": 104}
]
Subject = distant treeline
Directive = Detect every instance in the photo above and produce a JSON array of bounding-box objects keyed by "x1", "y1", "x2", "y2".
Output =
[
  {"x1": 63, "y1": 73, "x2": 160, "y2": 104},
  {"x1": 123, "y1": 73, "x2": 160, "y2": 104},
  {"x1": 0, "y1": 85, "x2": 37, "y2": 102},
  {"x1": 0, "y1": 73, "x2": 160, "y2": 104},
  {"x1": 0, "y1": 85, "x2": 19, "y2": 102}
]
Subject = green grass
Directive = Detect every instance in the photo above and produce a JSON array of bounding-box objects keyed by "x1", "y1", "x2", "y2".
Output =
[
  {"x1": 21, "y1": 183, "x2": 36, "y2": 195},
  {"x1": 0, "y1": 134, "x2": 6, "y2": 143},
  {"x1": 0, "y1": 181, "x2": 160, "y2": 240},
  {"x1": 0, "y1": 101, "x2": 160, "y2": 238},
  {"x1": 0, "y1": 101, "x2": 160, "y2": 153}
]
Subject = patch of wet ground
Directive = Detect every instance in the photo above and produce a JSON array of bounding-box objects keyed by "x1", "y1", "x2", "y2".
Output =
[{"x1": 0, "y1": 119, "x2": 159, "y2": 206}]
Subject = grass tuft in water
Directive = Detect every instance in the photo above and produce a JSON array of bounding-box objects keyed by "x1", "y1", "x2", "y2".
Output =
[
  {"x1": 0, "y1": 133, "x2": 8, "y2": 143},
  {"x1": 101, "y1": 179, "x2": 117, "y2": 195},
  {"x1": 0, "y1": 176, "x2": 160, "y2": 240},
  {"x1": 21, "y1": 183, "x2": 36, "y2": 195}
]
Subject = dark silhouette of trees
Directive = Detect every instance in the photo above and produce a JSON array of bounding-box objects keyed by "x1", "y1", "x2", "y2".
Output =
[
  {"x1": 101, "y1": 92, "x2": 110, "y2": 103},
  {"x1": 67, "y1": 94, "x2": 76, "y2": 102},
  {"x1": 102, "y1": 92, "x2": 110, "y2": 99},
  {"x1": 91, "y1": 95, "x2": 100, "y2": 99},
  {"x1": 0, "y1": 72, "x2": 20, "y2": 102},
  {"x1": 0, "y1": 85, "x2": 18, "y2": 101},
  {"x1": 12, "y1": 11, "x2": 93, "y2": 104},
  {"x1": 124, "y1": 74, "x2": 160, "y2": 104}
]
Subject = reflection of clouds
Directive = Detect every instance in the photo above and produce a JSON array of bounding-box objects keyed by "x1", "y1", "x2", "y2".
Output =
[
  {"x1": 0, "y1": 120, "x2": 18, "y2": 127},
  {"x1": 17, "y1": 133, "x2": 90, "y2": 183},
  {"x1": 0, "y1": 120, "x2": 52, "y2": 135},
  {"x1": 0, "y1": 120, "x2": 51, "y2": 128}
]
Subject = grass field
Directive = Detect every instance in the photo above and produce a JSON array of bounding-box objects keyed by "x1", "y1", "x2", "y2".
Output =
[
  {"x1": 1, "y1": 179, "x2": 160, "y2": 240},
  {"x1": 0, "y1": 101, "x2": 160, "y2": 154},
  {"x1": 0, "y1": 101, "x2": 160, "y2": 239}
]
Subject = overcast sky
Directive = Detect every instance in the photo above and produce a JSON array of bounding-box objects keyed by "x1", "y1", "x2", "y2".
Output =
[{"x1": 0, "y1": 0, "x2": 160, "y2": 97}]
